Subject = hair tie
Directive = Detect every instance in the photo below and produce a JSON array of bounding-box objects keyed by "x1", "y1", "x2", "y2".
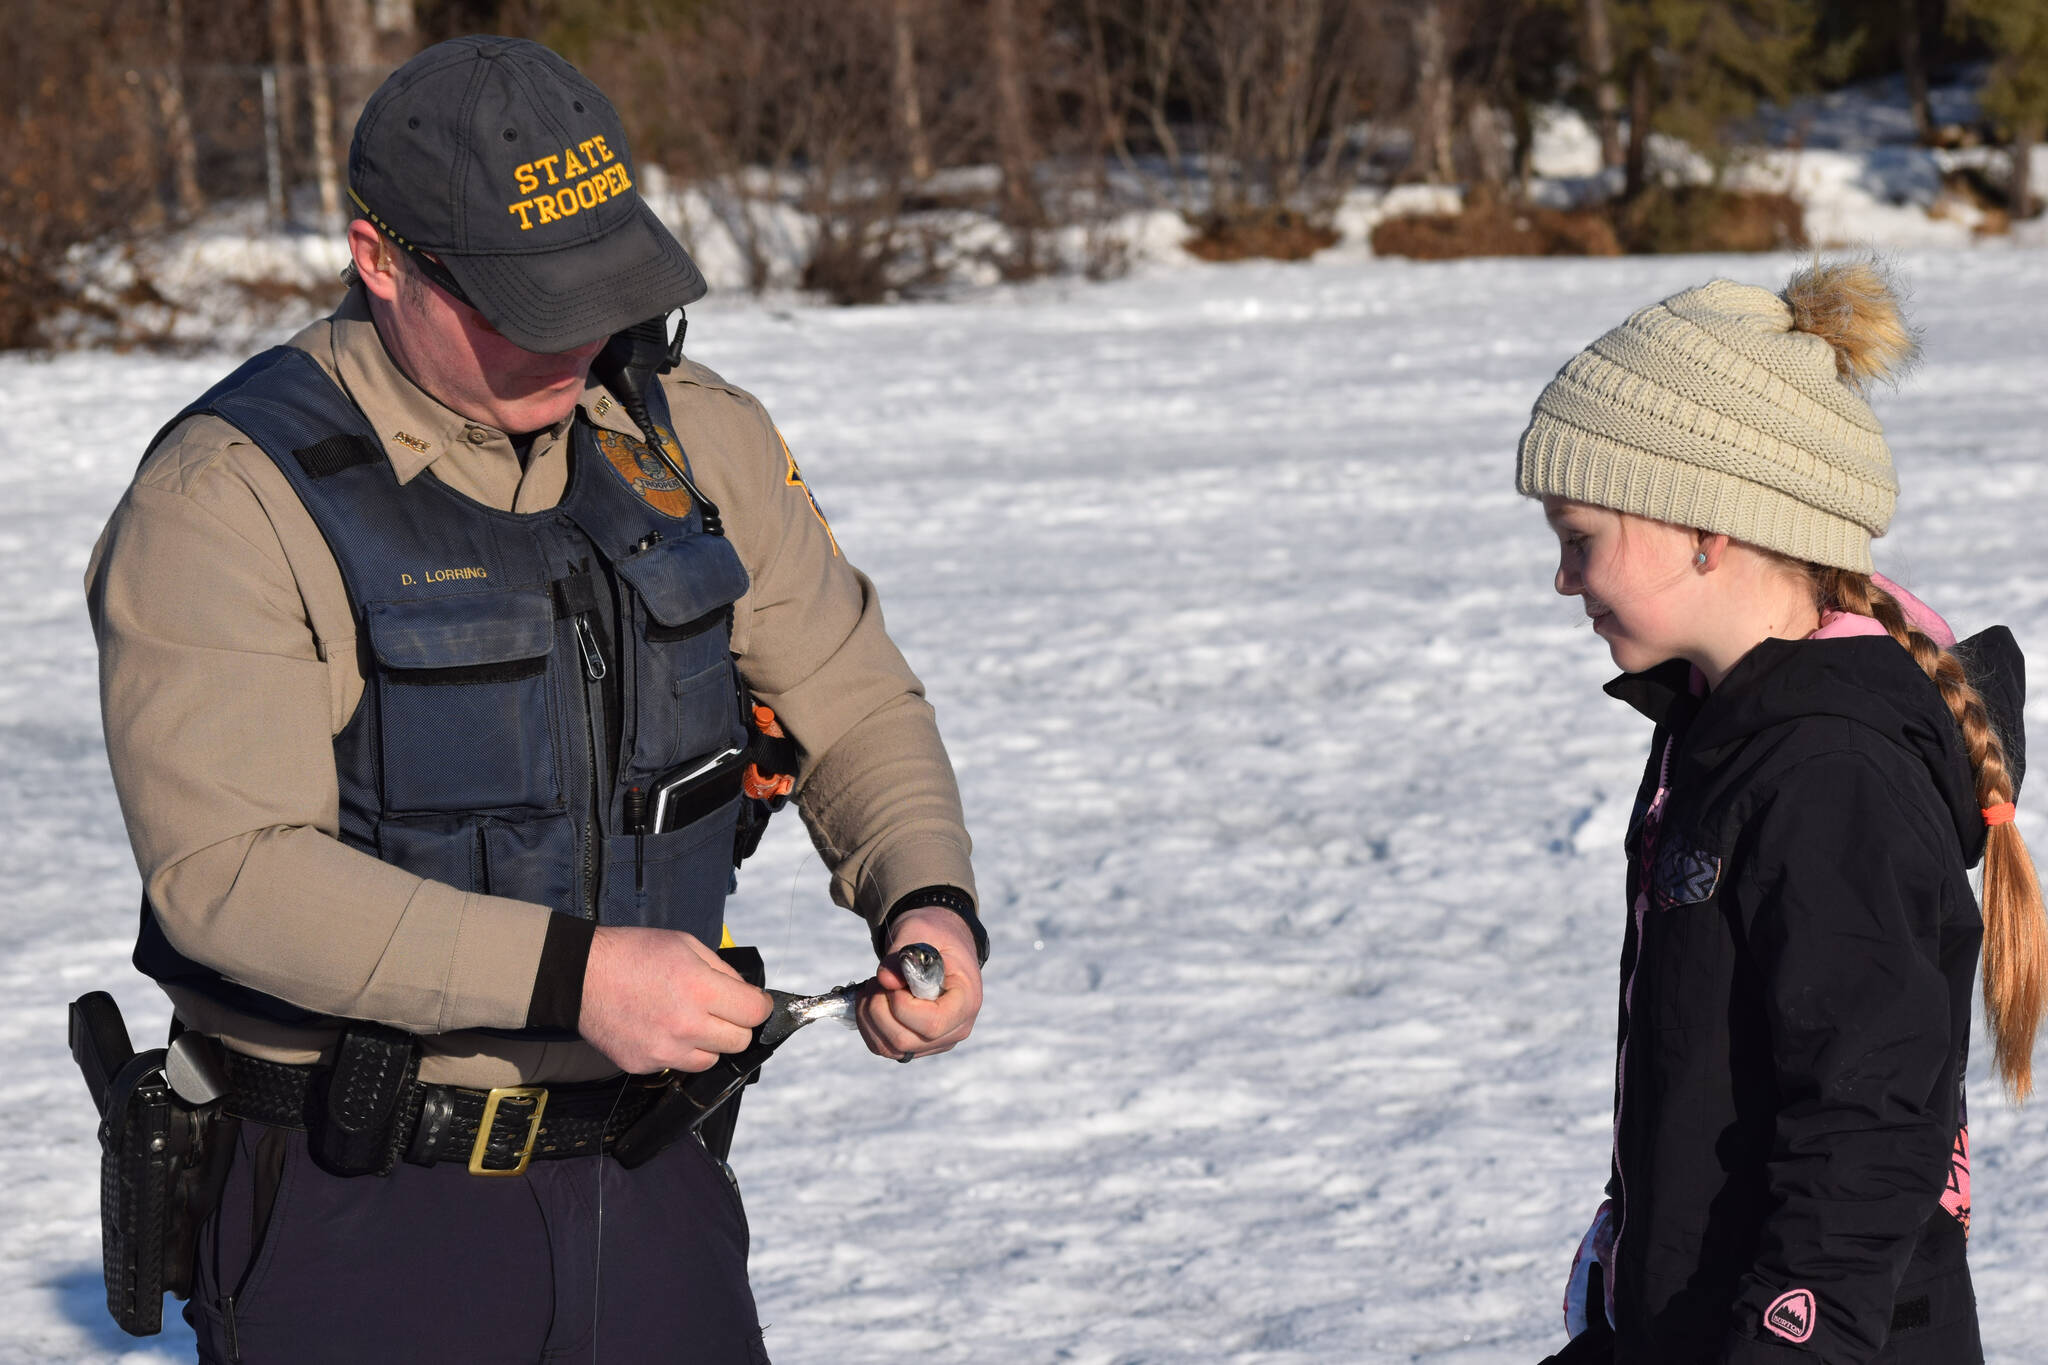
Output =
[{"x1": 1983, "y1": 802, "x2": 2017, "y2": 827}]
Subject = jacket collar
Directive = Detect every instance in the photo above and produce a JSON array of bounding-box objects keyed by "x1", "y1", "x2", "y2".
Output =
[{"x1": 1604, "y1": 658, "x2": 1698, "y2": 728}]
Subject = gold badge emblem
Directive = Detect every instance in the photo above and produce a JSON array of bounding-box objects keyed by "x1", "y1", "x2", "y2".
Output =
[
  {"x1": 778, "y1": 429, "x2": 839, "y2": 557},
  {"x1": 595, "y1": 426, "x2": 693, "y2": 519}
]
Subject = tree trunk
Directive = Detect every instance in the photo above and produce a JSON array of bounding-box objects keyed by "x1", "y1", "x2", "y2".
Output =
[
  {"x1": 1624, "y1": 53, "x2": 1651, "y2": 201},
  {"x1": 267, "y1": 0, "x2": 299, "y2": 222},
  {"x1": 1898, "y1": 0, "x2": 1933, "y2": 146},
  {"x1": 328, "y1": 0, "x2": 375, "y2": 117},
  {"x1": 2013, "y1": 123, "x2": 2042, "y2": 220},
  {"x1": 990, "y1": 0, "x2": 1039, "y2": 225},
  {"x1": 1467, "y1": 101, "x2": 1512, "y2": 190},
  {"x1": 1581, "y1": 0, "x2": 1624, "y2": 169},
  {"x1": 298, "y1": 0, "x2": 343, "y2": 232},
  {"x1": 155, "y1": 0, "x2": 205, "y2": 219},
  {"x1": 890, "y1": 0, "x2": 931, "y2": 181},
  {"x1": 1413, "y1": 1, "x2": 1456, "y2": 184},
  {"x1": 372, "y1": 0, "x2": 414, "y2": 45}
]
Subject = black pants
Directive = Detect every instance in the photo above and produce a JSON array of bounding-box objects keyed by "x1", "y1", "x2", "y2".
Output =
[{"x1": 186, "y1": 1120, "x2": 769, "y2": 1363}]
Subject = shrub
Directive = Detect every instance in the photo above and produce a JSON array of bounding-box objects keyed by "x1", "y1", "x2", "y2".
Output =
[{"x1": 1185, "y1": 207, "x2": 1341, "y2": 262}]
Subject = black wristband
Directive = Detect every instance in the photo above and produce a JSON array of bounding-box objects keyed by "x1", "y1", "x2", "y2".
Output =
[
  {"x1": 875, "y1": 884, "x2": 988, "y2": 965},
  {"x1": 527, "y1": 914, "x2": 596, "y2": 1032}
]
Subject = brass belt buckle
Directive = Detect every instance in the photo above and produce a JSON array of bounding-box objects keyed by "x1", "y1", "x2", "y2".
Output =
[{"x1": 470, "y1": 1085, "x2": 548, "y2": 1177}]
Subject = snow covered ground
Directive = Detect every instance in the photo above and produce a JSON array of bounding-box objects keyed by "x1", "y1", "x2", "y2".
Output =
[{"x1": 3, "y1": 247, "x2": 2046, "y2": 1362}]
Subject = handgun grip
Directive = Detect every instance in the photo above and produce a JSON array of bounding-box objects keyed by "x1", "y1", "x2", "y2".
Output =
[{"x1": 70, "y1": 991, "x2": 137, "y2": 1117}]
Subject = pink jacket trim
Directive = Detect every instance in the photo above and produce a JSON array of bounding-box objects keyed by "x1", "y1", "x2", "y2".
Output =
[{"x1": 1811, "y1": 572, "x2": 1956, "y2": 647}]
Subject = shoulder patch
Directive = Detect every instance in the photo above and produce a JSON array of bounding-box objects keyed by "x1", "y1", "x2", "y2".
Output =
[
  {"x1": 777, "y1": 429, "x2": 839, "y2": 557},
  {"x1": 594, "y1": 425, "x2": 693, "y2": 520},
  {"x1": 1651, "y1": 837, "x2": 1721, "y2": 909}
]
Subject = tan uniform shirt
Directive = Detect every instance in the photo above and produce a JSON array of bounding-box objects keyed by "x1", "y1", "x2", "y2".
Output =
[{"x1": 85, "y1": 289, "x2": 974, "y2": 1086}]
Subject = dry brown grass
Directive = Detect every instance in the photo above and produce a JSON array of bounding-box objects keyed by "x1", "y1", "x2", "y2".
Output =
[
  {"x1": 1612, "y1": 186, "x2": 1805, "y2": 254},
  {"x1": 1371, "y1": 199, "x2": 1622, "y2": 260},
  {"x1": 1371, "y1": 186, "x2": 1806, "y2": 262},
  {"x1": 1184, "y1": 208, "x2": 1341, "y2": 262}
]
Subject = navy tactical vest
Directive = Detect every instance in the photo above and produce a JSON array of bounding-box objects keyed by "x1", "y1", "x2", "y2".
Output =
[{"x1": 132, "y1": 346, "x2": 749, "y2": 1028}]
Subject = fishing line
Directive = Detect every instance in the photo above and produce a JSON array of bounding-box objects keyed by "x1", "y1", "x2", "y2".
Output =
[{"x1": 590, "y1": 1072, "x2": 631, "y2": 1364}]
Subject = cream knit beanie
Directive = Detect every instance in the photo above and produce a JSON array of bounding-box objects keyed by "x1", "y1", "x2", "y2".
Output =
[{"x1": 1516, "y1": 261, "x2": 1918, "y2": 573}]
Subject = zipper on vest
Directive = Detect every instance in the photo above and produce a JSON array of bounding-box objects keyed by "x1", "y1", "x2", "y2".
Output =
[
  {"x1": 553, "y1": 564, "x2": 618, "y2": 922},
  {"x1": 581, "y1": 670, "x2": 605, "y2": 920}
]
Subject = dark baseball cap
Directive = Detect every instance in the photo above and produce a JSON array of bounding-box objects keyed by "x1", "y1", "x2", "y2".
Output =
[{"x1": 347, "y1": 35, "x2": 706, "y2": 354}]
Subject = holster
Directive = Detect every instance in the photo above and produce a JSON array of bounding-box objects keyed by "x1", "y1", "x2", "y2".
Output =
[{"x1": 70, "y1": 992, "x2": 237, "y2": 1337}]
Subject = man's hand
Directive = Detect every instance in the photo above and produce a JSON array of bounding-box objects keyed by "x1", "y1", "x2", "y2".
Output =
[
  {"x1": 578, "y1": 927, "x2": 772, "y2": 1075},
  {"x1": 857, "y1": 906, "x2": 983, "y2": 1062}
]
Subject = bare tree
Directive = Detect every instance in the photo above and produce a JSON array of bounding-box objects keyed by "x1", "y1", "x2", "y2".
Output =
[
  {"x1": 153, "y1": 0, "x2": 206, "y2": 219},
  {"x1": 268, "y1": 0, "x2": 301, "y2": 219},
  {"x1": 891, "y1": 0, "x2": 933, "y2": 180},
  {"x1": 297, "y1": 0, "x2": 343, "y2": 231},
  {"x1": 1581, "y1": 0, "x2": 1625, "y2": 168},
  {"x1": 1408, "y1": 0, "x2": 1458, "y2": 184},
  {"x1": 991, "y1": 0, "x2": 1042, "y2": 224},
  {"x1": 1897, "y1": 0, "x2": 1934, "y2": 144},
  {"x1": 1080, "y1": 0, "x2": 1197, "y2": 211},
  {"x1": 1625, "y1": 48, "x2": 1651, "y2": 200}
]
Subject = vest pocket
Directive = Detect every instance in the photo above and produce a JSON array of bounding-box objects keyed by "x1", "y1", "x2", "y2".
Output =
[
  {"x1": 377, "y1": 812, "x2": 577, "y2": 912},
  {"x1": 365, "y1": 590, "x2": 561, "y2": 813},
  {"x1": 616, "y1": 534, "x2": 750, "y2": 780},
  {"x1": 599, "y1": 796, "x2": 740, "y2": 935}
]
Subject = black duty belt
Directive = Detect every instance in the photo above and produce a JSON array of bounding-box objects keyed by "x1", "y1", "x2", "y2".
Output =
[{"x1": 222, "y1": 1049, "x2": 665, "y2": 1177}]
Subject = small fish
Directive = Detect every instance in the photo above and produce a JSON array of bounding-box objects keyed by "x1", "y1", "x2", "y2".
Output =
[
  {"x1": 776, "y1": 943, "x2": 947, "y2": 1030},
  {"x1": 895, "y1": 942, "x2": 946, "y2": 1001}
]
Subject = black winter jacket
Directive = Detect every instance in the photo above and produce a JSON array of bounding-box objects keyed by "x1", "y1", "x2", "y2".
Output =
[{"x1": 1598, "y1": 626, "x2": 2024, "y2": 1364}]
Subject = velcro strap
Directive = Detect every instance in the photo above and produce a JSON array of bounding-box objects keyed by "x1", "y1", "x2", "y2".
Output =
[
  {"x1": 294, "y1": 434, "x2": 383, "y2": 479},
  {"x1": 552, "y1": 571, "x2": 603, "y2": 619}
]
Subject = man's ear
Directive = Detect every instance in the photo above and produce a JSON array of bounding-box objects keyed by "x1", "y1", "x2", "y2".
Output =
[{"x1": 346, "y1": 219, "x2": 401, "y2": 303}]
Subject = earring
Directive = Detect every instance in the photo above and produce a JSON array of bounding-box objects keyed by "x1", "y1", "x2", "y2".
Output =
[{"x1": 1694, "y1": 551, "x2": 1708, "y2": 567}]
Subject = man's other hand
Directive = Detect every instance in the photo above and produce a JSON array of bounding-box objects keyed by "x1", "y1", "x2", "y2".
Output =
[
  {"x1": 579, "y1": 927, "x2": 773, "y2": 1074},
  {"x1": 857, "y1": 906, "x2": 983, "y2": 1062}
]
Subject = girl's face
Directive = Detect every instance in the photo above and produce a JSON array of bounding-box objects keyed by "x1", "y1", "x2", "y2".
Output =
[{"x1": 1542, "y1": 496, "x2": 1703, "y2": 674}]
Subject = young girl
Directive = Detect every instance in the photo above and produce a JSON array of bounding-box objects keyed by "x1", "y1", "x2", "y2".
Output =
[{"x1": 1521, "y1": 261, "x2": 2044, "y2": 1364}]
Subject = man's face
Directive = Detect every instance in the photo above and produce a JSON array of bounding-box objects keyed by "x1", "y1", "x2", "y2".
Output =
[{"x1": 348, "y1": 220, "x2": 606, "y2": 435}]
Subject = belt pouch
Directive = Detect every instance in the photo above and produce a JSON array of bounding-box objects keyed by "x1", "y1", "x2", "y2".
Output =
[{"x1": 307, "y1": 1023, "x2": 421, "y2": 1177}]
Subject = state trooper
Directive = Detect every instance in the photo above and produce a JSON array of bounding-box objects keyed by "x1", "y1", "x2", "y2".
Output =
[{"x1": 85, "y1": 34, "x2": 983, "y2": 1361}]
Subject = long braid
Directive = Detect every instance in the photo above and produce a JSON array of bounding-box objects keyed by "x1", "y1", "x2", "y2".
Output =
[{"x1": 1816, "y1": 567, "x2": 2047, "y2": 1098}]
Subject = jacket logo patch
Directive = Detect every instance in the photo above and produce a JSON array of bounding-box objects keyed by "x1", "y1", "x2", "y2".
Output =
[
  {"x1": 1651, "y1": 840, "x2": 1721, "y2": 909},
  {"x1": 777, "y1": 429, "x2": 838, "y2": 557},
  {"x1": 1764, "y1": 1288, "x2": 1816, "y2": 1344},
  {"x1": 594, "y1": 426, "x2": 693, "y2": 520},
  {"x1": 1942, "y1": 1125, "x2": 1970, "y2": 1235}
]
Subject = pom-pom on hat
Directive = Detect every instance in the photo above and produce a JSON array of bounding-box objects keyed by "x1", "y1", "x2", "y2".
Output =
[{"x1": 1516, "y1": 259, "x2": 1919, "y2": 573}]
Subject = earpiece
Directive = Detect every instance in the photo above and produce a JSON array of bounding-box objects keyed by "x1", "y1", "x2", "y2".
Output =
[{"x1": 1695, "y1": 551, "x2": 1708, "y2": 567}]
